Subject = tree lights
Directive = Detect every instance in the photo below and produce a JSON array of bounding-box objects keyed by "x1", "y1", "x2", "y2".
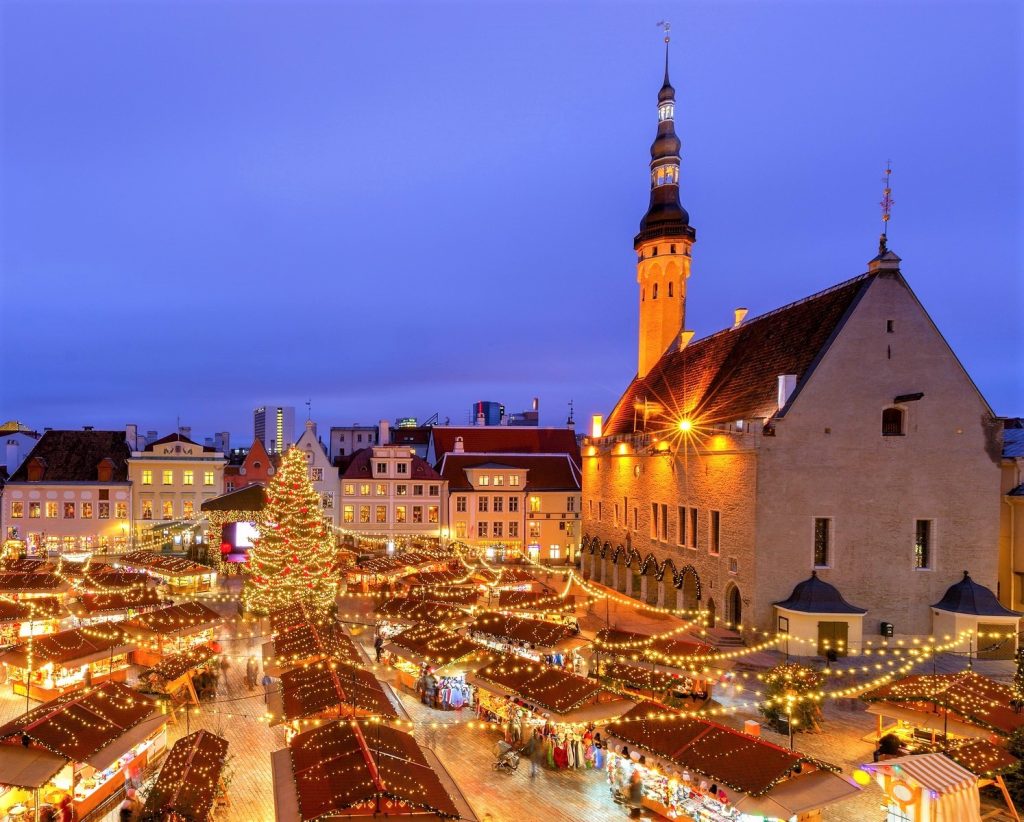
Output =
[{"x1": 242, "y1": 447, "x2": 338, "y2": 618}]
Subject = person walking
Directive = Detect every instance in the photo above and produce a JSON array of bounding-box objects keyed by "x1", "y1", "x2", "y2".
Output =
[
  {"x1": 373, "y1": 634, "x2": 384, "y2": 663},
  {"x1": 627, "y1": 768, "x2": 644, "y2": 818},
  {"x1": 246, "y1": 656, "x2": 258, "y2": 691},
  {"x1": 528, "y1": 730, "x2": 545, "y2": 778},
  {"x1": 262, "y1": 672, "x2": 273, "y2": 704}
]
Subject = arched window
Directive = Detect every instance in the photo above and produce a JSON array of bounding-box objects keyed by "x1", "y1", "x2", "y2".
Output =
[
  {"x1": 668, "y1": 282, "x2": 674, "y2": 297},
  {"x1": 641, "y1": 287, "x2": 645, "y2": 302},
  {"x1": 882, "y1": 407, "x2": 905, "y2": 436},
  {"x1": 652, "y1": 283, "x2": 658, "y2": 300}
]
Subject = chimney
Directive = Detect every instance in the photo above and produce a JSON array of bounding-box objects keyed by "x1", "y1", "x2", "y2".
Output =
[
  {"x1": 179, "y1": 425, "x2": 191, "y2": 439},
  {"x1": 378, "y1": 419, "x2": 390, "y2": 445},
  {"x1": 454, "y1": 436, "x2": 465, "y2": 454},
  {"x1": 777, "y1": 374, "x2": 798, "y2": 409},
  {"x1": 733, "y1": 308, "x2": 748, "y2": 328},
  {"x1": 125, "y1": 424, "x2": 138, "y2": 449},
  {"x1": 532, "y1": 397, "x2": 539, "y2": 412},
  {"x1": 679, "y1": 330, "x2": 695, "y2": 350},
  {"x1": 591, "y1": 415, "x2": 603, "y2": 439}
]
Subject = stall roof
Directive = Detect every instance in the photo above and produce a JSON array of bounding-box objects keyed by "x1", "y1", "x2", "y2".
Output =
[
  {"x1": 470, "y1": 612, "x2": 572, "y2": 647},
  {"x1": 402, "y1": 569, "x2": 475, "y2": 587},
  {"x1": 409, "y1": 587, "x2": 480, "y2": 607},
  {"x1": 0, "y1": 596, "x2": 66, "y2": 623},
  {"x1": 356, "y1": 552, "x2": 446, "y2": 576},
  {"x1": 607, "y1": 701, "x2": 822, "y2": 797},
  {"x1": 0, "y1": 557, "x2": 53, "y2": 574},
  {"x1": 124, "y1": 601, "x2": 222, "y2": 637},
  {"x1": 386, "y1": 623, "x2": 483, "y2": 667},
  {"x1": 0, "y1": 682, "x2": 158, "y2": 763},
  {"x1": 0, "y1": 624, "x2": 134, "y2": 667},
  {"x1": 120, "y1": 551, "x2": 214, "y2": 578},
  {"x1": 269, "y1": 619, "x2": 363, "y2": 668},
  {"x1": 275, "y1": 662, "x2": 398, "y2": 723},
  {"x1": 279, "y1": 720, "x2": 460, "y2": 819},
  {"x1": 375, "y1": 596, "x2": 468, "y2": 626},
  {"x1": 72, "y1": 587, "x2": 167, "y2": 616},
  {"x1": 732, "y1": 769, "x2": 861, "y2": 818},
  {"x1": 475, "y1": 566, "x2": 538, "y2": 586},
  {"x1": 142, "y1": 644, "x2": 217, "y2": 685},
  {"x1": 0, "y1": 745, "x2": 67, "y2": 788},
  {"x1": 270, "y1": 601, "x2": 323, "y2": 633},
  {"x1": 143, "y1": 730, "x2": 229, "y2": 822},
  {"x1": 861, "y1": 670, "x2": 1024, "y2": 737},
  {"x1": 943, "y1": 738, "x2": 1020, "y2": 777},
  {"x1": 595, "y1": 628, "x2": 714, "y2": 664},
  {"x1": 496, "y1": 589, "x2": 561, "y2": 610},
  {"x1": 602, "y1": 661, "x2": 699, "y2": 694},
  {"x1": 473, "y1": 656, "x2": 604, "y2": 714},
  {"x1": 866, "y1": 752, "x2": 976, "y2": 794},
  {"x1": 78, "y1": 571, "x2": 153, "y2": 591},
  {"x1": 0, "y1": 572, "x2": 70, "y2": 594}
]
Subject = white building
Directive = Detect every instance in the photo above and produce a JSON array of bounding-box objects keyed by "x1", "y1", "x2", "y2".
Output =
[
  {"x1": 1, "y1": 421, "x2": 41, "y2": 478},
  {"x1": 295, "y1": 420, "x2": 340, "y2": 528},
  {"x1": 329, "y1": 424, "x2": 380, "y2": 460}
]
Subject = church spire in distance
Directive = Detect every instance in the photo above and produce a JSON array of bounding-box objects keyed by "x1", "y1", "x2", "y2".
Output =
[{"x1": 635, "y1": 23, "x2": 698, "y2": 380}]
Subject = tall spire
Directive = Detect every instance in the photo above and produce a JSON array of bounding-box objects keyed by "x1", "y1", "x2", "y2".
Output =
[
  {"x1": 636, "y1": 23, "x2": 695, "y2": 249},
  {"x1": 868, "y1": 160, "x2": 901, "y2": 271}
]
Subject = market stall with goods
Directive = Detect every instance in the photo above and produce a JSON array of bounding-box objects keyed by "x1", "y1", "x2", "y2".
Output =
[
  {"x1": 346, "y1": 551, "x2": 451, "y2": 593},
  {"x1": 271, "y1": 719, "x2": 468, "y2": 820},
  {"x1": 122, "y1": 601, "x2": 222, "y2": 666},
  {"x1": 374, "y1": 597, "x2": 470, "y2": 639},
  {"x1": 0, "y1": 623, "x2": 135, "y2": 700},
  {"x1": 141, "y1": 729, "x2": 229, "y2": 822},
  {"x1": 0, "y1": 597, "x2": 65, "y2": 647},
  {"x1": 604, "y1": 701, "x2": 860, "y2": 822},
  {"x1": 384, "y1": 622, "x2": 488, "y2": 703},
  {"x1": 137, "y1": 644, "x2": 219, "y2": 708},
  {"x1": 471, "y1": 655, "x2": 635, "y2": 755},
  {"x1": 0, "y1": 572, "x2": 72, "y2": 602},
  {"x1": 598, "y1": 660, "x2": 712, "y2": 709},
  {"x1": 861, "y1": 751, "x2": 984, "y2": 822},
  {"x1": 467, "y1": 611, "x2": 585, "y2": 663},
  {"x1": 0, "y1": 682, "x2": 168, "y2": 821},
  {"x1": 119, "y1": 551, "x2": 217, "y2": 593}
]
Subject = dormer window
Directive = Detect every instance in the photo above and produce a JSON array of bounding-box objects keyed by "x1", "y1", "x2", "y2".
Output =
[
  {"x1": 882, "y1": 407, "x2": 905, "y2": 436},
  {"x1": 479, "y1": 476, "x2": 489, "y2": 486}
]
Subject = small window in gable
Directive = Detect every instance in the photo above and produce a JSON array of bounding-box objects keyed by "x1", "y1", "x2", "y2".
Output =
[{"x1": 882, "y1": 407, "x2": 905, "y2": 437}]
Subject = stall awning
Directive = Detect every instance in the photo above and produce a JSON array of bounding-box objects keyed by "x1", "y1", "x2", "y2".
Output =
[
  {"x1": 865, "y1": 701, "x2": 991, "y2": 740},
  {"x1": 869, "y1": 752, "x2": 976, "y2": 794},
  {"x1": 732, "y1": 770, "x2": 861, "y2": 818},
  {"x1": 0, "y1": 746, "x2": 68, "y2": 788},
  {"x1": 271, "y1": 748, "x2": 301, "y2": 822},
  {"x1": 83, "y1": 713, "x2": 166, "y2": 769}
]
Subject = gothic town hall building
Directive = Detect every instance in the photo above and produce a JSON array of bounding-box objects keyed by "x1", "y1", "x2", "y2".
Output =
[{"x1": 580, "y1": 53, "x2": 1011, "y2": 655}]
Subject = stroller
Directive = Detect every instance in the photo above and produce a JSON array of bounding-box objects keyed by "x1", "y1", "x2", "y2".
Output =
[{"x1": 492, "y1": 740, "x2": 521, "y2": 772}]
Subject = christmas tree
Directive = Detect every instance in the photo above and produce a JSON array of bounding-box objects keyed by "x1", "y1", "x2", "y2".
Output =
[{"x1": 242, "y1": 447, "x2": 338, "y2": 617}]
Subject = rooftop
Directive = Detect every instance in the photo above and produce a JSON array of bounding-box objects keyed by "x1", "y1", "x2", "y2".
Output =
[{"x1": 8, "y1": 429, "x2": 131, "y2": 483}]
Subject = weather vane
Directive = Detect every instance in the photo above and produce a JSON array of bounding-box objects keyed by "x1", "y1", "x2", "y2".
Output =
[
  {"x1": 305, "y1": 398, "x2": 312, "y2": 421},
  {"x1": 657, "y1": 20, "x2": 671, "y2": 44},
  {"x1": 879, "y1": 160, "x2": 894, "y2": 253}
]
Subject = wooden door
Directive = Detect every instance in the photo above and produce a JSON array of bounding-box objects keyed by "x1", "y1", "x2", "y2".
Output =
[{"x1": 817, "y1": 621, "x2": 849, "y2": 657}]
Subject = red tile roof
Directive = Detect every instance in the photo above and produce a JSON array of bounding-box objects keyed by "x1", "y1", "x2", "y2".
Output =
[
  {"x1": 430, "y1": 426, "x2": 581, "y2": 464},
  {"x1": 603, "y1": 274, "x2": 872, "y2": 435},
  {"x1": 8, "y1": 430, "x2": 131, "y2": 482},
  {"x1": 437, "y1": 453, "x2": 581, "y2": 492},
  {"x1": 339, "y1": 447, "x2": 441, "y2": 480}
]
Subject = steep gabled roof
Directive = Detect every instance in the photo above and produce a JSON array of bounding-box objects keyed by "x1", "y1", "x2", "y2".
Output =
[
  {"x1": 9, "y1": 430, "x2": 131, "y2": 482},
  {"x1": 339, "y1": 447, "x2": 442, "y2": 481},
  {"x1": 603, "y1": 274, "x2": 872, "y2": 436},
  {"x1": 437, "y1": 453, "x2": 581, "y2": 492},
  {"x1": 429, "y1": 426, "x2": 581, "y2": 464}
]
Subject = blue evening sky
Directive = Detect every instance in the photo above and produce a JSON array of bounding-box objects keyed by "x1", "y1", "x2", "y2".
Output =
[{"x1": 1, "y1": 1, "x2": 1020, "y2": 441}]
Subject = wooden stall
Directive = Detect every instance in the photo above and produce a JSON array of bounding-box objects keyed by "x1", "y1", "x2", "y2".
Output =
[
  {"x1": 0, "y1": 624, "x2": 135, "y2": 700},
  {"x1": 0, "y1": 597, "x2": 65, "y2": 647},
  {"x1": 467, "y1": 611, "x2": 585, "y2": 663},
  {"x1": 346, "y1": 551, "x2": 451, "y2": 594},
  {"x1": 262, "y1": 605, "x2": 365, "y2": 677},
  {"x1": 0, "y1": 682, "x2": 168, "y2": 821},
  {"x1": 119, "y1": 551, "x2": 217, "y2": 593},
  {"x1": 605, "y1": 701, "x2": 860, "y2": 822},
  {"x1": 137, "y1": 645, "x2": 218, "y2": 710},
  {"x1": 142, "y1": 730, "x2": 229, "y2": 822},
  {"x1": 271, "y1": 720, "x2": 468, "y2": 821},
  {"x1": 384, "y1": 622, "x2": 489, "y2": 697},
  {"x1": 374, "y1": 597, "x2": 470, "y2": 639},
  {"x1": 0, "y1": 572, "x2": 72, "y2": 603},
  {"x1": 123, "y1": 601, "x2": 222, "y2": 666}
]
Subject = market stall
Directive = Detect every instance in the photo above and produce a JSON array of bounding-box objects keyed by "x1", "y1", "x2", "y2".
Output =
[
  {"x1": 68, "y1": 588, "x2": 167, "y2": 627},
  {"x1": 605, "y1": 701, "x2": 860, "y2": 822},
  {"x1": 142, "y1": 729, "x2": 229, "y2": 822},
  {"x1": 0, "y1": 572, "x2": 72, "y2": 602},
  {"x1": 0, "y1": 557, "x2": 54, "y2": 573},
  {"x1": 384, "y1": 622, "x2": 488, "y2": 701},
  {"x1": 861, "y1": 752, "x2": 982, "y2": 822},
  {"x1": 470, "y1": 655, "x2": 634, "y2": 757},
  {"x1": 123, "y1": 601, "x2": 222, "y2": 666},
  {"x1": 0, "y1": 597, "x2": 65, "y2": 647},
  {"x1": 0, "y1": 623, "x2": 135, "y2": 700},
  {"x1": 594, "y1": 627, "x2": 717, "y2": 670},
  {"x1": 119, "y1": 551, "x2": 217, "y2": 593},
  {"x1": 467, "y1": 611, "x2": 585, "y2": 663},
  {"x1": 137, "y1": 644, "x2": 219, "y2": 709},
  {"x1": 599, "y1": 660, "x2": 712, "y2": 709},
  {"x1": 374, "y1": 597, "x2": 470, "y2": 639},
  {"x1": 263, "y1": 613, "x2": 364, "y2": 677},
  {"x1": 271, "y1": 719, "x2": 467, "y2": 820},
  {"x1": 347, "y1": 551, "x2": 452, "y2": 593},
  {"x1": 860, "y1": 670, "x2": 1024, "y2": 747},
  {"x1": 267, "y1": 661, "x2": 400, "y2": 738},
  {"x1": 0, "y1": 682, "x2": 168, "y2": 821}
]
